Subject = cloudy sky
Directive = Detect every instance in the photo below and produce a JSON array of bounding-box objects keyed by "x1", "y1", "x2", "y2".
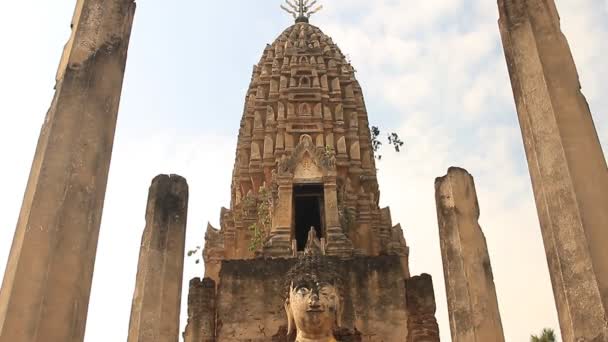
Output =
[{"x1": 0, "y1": 0, "x2": 606, "y2": 341}]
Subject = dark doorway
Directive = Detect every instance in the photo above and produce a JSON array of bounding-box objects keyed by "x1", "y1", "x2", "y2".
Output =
[{"x1": 293, "y1": 184, "x2": 324, "y2": 251}]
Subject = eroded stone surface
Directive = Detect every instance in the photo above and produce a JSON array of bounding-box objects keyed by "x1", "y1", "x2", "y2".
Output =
[
  {"x1": 128, "y1": 175, "x2": 189, "y2": 342},
  {"x1": 183, "y1": 278, "x2": 216, "y2": 342},
  {"x1": 435, "y1": 167, "x2": 505, "y2": 342},
  {"x1": 0, "y1": 1, "x2": 136, "y2": 341},
  {"x1": 406, "y1": 274, "x2": 440, "y2": 342},
  {"x1": 498, "y1": 0, "x2": 608, "y2": 340}
]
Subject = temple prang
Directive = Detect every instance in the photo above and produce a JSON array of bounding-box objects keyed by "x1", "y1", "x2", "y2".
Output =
[{"x1": 193, "y1": 18, "x2": 433, "y2": 341}]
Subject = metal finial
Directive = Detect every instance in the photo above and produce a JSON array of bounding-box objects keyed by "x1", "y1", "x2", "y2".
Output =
[{"x1": 280, "y1": 0, "x2": 323, "y2": 23}]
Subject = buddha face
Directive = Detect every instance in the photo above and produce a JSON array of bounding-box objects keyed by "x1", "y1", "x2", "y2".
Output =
[{"x1": 286, "y1": 281, "x2": 340, "y2": 340}]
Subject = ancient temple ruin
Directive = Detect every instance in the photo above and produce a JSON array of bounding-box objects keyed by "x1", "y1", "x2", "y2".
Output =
[{"x1": 183, "y1": 4, "x2": 439, "y2": 341}]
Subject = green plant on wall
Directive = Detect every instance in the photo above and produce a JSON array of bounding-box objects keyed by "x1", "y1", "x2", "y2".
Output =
[{"x1": 248, "y1": 186, "x2": 273, "y2": 252}]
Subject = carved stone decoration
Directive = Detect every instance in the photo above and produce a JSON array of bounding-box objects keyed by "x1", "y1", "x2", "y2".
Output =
[
  {"x1": 270, "y1": 79, "x2": 279, "y2": 95},
  {"x1": 299, "y1": 103, "x2": 312, "y2": 116},
  {"x1": 276, "y1": 132, "x2": 285, "y2": 150},
  {"x1": 243, "y1": 120, "x2": 252, "y2": 137},
  {"x1": 345, "y1": 84, "x2": 355, "y2": 99},
  {"x1": 279, "y1": 135, "x2": 336, "y2": 177},
  {"x1": 350, "y1": 141, "x2": 361, "y2": 160},
  {"x1": 349, "y1": 112, "x2": 359, "y2": 128},
  {"x1": 335, "y1": 104, "x2": 344, "y2": 122},
  {"x1": 316, "y1": 135, "x2": 324, "y2": 148},
  {"x1": 278, "y1": 102, "x2": 286, "y2": 120},
  {"x1": 254, "y1": 111, "x2": 264, "y2": 130},
  {"x1": 304, "y1": 228, "x2": 325, "y2": 256},
  {"x1": 257, "y1": 85, "x2": 266, "y2": 99},
  {"x1": 264, "y1": 136, "x2": 274, "y2": 159},
  {"x1": 280, "y1": 76, "x2": 288, "y2": 90},
  {"x1": 285, "y1": 133, "x2": 295, "y2": 150},
  {"x1": 294, "y1": 153, "x2": 323, "y2": 180},
  {"x1": 288, "y1": 103, "x2": 296, "y2": 118},
  {"x1": 314, "y1": 103, "x2": 322, "y2": 118},
  {"x1": 239, "y1": 150, "x2": 249, "y2": 168},
  {"x1": 326, "y1": 133, "x2": 335, "y2": 149},
  {"x1": 323, "y1": 106, "x2": 332, "y2": 121},
  {"x1": 267, "y1": 105, "x2": 276, "y2": 124},
  {"x1": 284, "y1": 256, "x2": 343, "y2": 342},
  {"x1": 251, "y1": 142, "x2": 262, "y2": 160},
  {"x1": 321, "y1": 74, "x2": 329, "y2": 91},
  {"x1": 299, "y1": 76, "x2": 311, "y2": 88},
  {"x1": 331, "y1": 78, "x2": 341, "y2": 94},
  {"x1": 337, "y1": 136, "x2": 347, "y2": 155}
]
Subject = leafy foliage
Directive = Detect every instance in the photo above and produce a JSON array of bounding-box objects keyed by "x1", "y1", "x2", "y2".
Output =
[
  {"x1": 248, "y1": 186, "x2": 273, "y2": 252},
  {"x1": 530, "y1": 328, "x2": 557, "y2": 342},
  {"x1": 371, "y1": 126, "x2": 405, "y2": 160},
  {"x1": 186, "y1": 246, "x2": 202, "y2": 264}
]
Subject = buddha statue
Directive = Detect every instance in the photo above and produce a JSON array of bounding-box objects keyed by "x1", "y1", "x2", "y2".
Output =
[{"x1": 284, "y1": 256, "x2": 343, "y2": 342}]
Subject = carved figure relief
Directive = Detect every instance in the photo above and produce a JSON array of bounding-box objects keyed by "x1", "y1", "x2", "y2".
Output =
[
  {"x1": 299, "y1": 103, "x2": 312, "y2": 117},
  {"x1": 294, "y1": 153, "x2": 322, "y2": 180},
  {"x1": 300, "y1": 76, "x2": 311, "y2": 88},
  {"x1": 267, "y1": 106, "x2": 276, "y2": 124}
]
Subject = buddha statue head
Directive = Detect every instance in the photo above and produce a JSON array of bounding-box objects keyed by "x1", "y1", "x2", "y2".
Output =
[{"x1": 284, "y1": 256, "x2": 343, "y2": 342}]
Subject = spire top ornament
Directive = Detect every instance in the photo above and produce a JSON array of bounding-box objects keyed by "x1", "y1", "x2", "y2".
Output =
[{"x1": 280, "y1": 0, "x2": 323, "y2": 23}]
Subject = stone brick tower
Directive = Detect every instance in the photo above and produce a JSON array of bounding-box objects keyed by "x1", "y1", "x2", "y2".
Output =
[{"x1": 184, "y1": 3, "x2": 440, "y2": 341}]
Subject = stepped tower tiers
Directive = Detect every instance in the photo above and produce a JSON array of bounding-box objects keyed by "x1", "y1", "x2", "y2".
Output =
[
  {"x1": 186, "y1": 8, "x2": 440, "y2": 342},
  {"x1": 202, "y1": 21, "x2": 410, "y2": 280}
]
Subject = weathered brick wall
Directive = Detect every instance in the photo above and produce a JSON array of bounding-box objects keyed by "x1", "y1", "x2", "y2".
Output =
[
  {"x1": 184, "y1": 278, "x2": 216, "y2": 342},
  {"x1": 213, "y1": 256, "x2": 410, "y2": 341},
  {"x1": 406, "y1": 274, "x2": 440, "y2": 342}
]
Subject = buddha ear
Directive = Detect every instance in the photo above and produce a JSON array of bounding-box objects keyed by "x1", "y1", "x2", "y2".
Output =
[
  {"x1": 334, "y1": 284, "x2": 343, "y2": 329},
  {"x1": 285, "y1": 298, "x2": 295, "y2": 335},
  {"x1": 285, "y1": 283, "x2": 295, "y2": 335}
]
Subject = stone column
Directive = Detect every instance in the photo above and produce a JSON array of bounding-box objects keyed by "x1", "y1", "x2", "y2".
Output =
[
  {"x1": 498, "y1": 1, "x2": 608, "y2": 340},
  {"x1": 128, "y1": 175, "x2": 189, "y2": 342},
  {"x1": 264, "y1": 175, "x2": 293, "y2": 256},
  {"x1": 183, "y1": 278, "x2": 216, "y2": 342},
  {"x1": 406, "y1": 274, "x2": 440, "y2": 342},
  {"x1": 435, "y1": 168, "x2": 505, "y2": 342},
  {"x1": 0, "y1": 1, "x2": 136, "y2": 341},
  {"x1": 324, "y1": 174, "x2": 353, "y2": 257}
]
